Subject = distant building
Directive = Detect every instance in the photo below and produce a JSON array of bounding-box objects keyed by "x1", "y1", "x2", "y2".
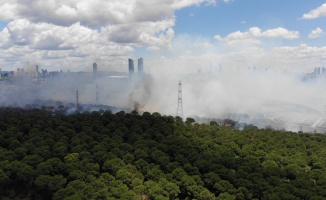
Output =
[
  {"x1": 93, "y1": 63, "x2": 97, "y2": 73},
  {"x1": 219, "y1": 64, "x2": 223, "y2": 72},
  {"x1": 314, "y1": 67, "x2": 321, "y2": 75},
  {"x1": 0, "y1": 71, "x2": 14, "y2": 79},
  {"x1": 128, "y1": 58, "x2": 134, "y2": 75},
  {"x1": 93, "y1": 63, "x2": 97, "y2": 78},
  {"x1": 138, "y1": 57, "x2": 144, "y2": 73},
  {"x1": 35, "y1": 65, "x2": 39, "y2": 76}
]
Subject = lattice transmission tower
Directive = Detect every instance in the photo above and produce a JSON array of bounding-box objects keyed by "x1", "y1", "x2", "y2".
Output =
[
  {"x1": 176, "y1": 81, "x2": 183, "y2": 118},
  {"x1": 96, "y1": 84, "x2": 99, "y2": 105},
  {"x1": 76, "y1": 90, "x2": 80, "y2": 112}
]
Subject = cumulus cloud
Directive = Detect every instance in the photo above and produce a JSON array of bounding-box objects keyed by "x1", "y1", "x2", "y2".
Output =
[
  {"x1": 214, "y1": 27, "x2": 299, "y2": 46},
  {"x1": 172, "y1": 0, "x2": 216, "y2": 9},
  {"x1": 259, "y1": 27, "x2": 299, "y2": 39},
  {"x1": 0, "y1": 0, "x2": 216, "y2": 70},
  {"x1": 308, "y1": 27, "x2": 325, "y2": 39},
  {"x1": 0, "y1": 28, "x2": 11, "y2": 48},
  {"x1": 0, "y1": 0, "x2": 216, "y2": 26},
  {"x1": 302, "y1": 3, "x2": 326, "y2": 19}
]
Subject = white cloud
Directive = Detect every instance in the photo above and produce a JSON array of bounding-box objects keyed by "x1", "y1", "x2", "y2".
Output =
[
  {"x1": 308, "y1": 27, "x2": 325, "y2": 39},
  {"x1": 259, "y1": 27, "x2": 299, "y2": 39},
  {"x1": 172, "y1": 0, "x2": 216, "y2": 9},
  {"x1": 0, "y1": 0, "x2": 216, "y2": 26},
  {"x1": 0, "y1": 28, "x2": 11, "y2": 48},
  {"x1": 6, "y1": 19, "x2": 97, "y2": 50},
  {"x1": 214, "y1": 27, "x2": 299, "y2": 46},
  {"x1": 102, "y1": 19, "x2": 175, "y2": 48},
  {"x1": 0, "y1": 2, "x2": 18, "y2": 20},
  {"x1": 302, "y1": 3, "x2": 326, "y2": 19},
  {"x1": 148, "y1": 37, "x2": 326, "y2": 77},
  {"x1": 0, "y1": 0, "x2": 216, "y2": 70},
  {"x1": 0, "y1": 18, "x2": 135, "y2": 70}
]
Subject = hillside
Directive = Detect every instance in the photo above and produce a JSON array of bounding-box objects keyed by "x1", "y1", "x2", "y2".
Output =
[{"x1": 0, "y1": 107, "x2": 326, "y2": 199}]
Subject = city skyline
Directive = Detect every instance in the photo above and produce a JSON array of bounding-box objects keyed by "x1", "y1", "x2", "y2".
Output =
[{"x1": 0, "y1": 1, "x2": 325, "y2": 73}]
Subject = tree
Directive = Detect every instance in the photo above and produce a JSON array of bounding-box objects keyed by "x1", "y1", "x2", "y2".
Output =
[
  {"x1": 1, "y1": 108, "x2": 326, "y2": 199},
  {"x1": 65, "y1": 153, "x2": 80, "y2": 162},
  {"x1": 217, "y1": 192, "x2": 236, "y2": 200},
  {"x1": 22, "y1": 154, "x2": 44, "y2": 167},
  {"x1": 223, "y1": 119, "x2": 237, "y2": 128},
  {"x1": 68, "y1": 170, "x2": 85, "y2": 181},
  {"x1": 34, "y1": 175, "x2": 67, "y2": 192},
  {"x1": 144, "y1": 180, "x2": 166, "y2": 199},
  {"x1": 10, "y1": 160, "x2": 36, "y2": 183},
  {"x1": 102, "y1": 158, "x2": 125, "y2": 175},
  {"x1": 0, "y1": 168, "x2": 9, "y2": 186},
  {"x1": 185, "y1": 118, "x2": 195, "y2": 126}
]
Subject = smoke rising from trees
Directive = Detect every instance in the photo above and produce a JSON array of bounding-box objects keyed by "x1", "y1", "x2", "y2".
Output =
[{"x1": 1, "y1": 62, "x2": 325, "y2": 132}]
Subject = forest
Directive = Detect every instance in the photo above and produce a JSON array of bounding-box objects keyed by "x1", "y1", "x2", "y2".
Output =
[{"x1": 0, "y1": 107, "x2": 326, "y2": 200}]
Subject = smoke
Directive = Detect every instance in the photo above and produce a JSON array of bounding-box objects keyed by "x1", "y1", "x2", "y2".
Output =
[
  {"x1": 1, "y1": 52, "x2": 326, "y2": 132},
  {"x1": 124, "y1": 65, "x2": 326, "y2": 132},
  {"x1": 133, "y1": 70, "x2": 325, "y2": 116}
]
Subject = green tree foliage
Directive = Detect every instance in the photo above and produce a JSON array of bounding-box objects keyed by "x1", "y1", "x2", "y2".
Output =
[{"x1": 0, "y1": 107, "x2": 326, "y2": 199}]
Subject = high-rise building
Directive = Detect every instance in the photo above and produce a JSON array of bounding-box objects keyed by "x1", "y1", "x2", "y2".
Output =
[
  {"x1": 128, "y1": 58, "x2": 134, "y2": 74},
  {"x1": 314, "y1": 67, "x2": 321, "y2": 75},
  {"x1": 138, "y1": 57, "x2": 144, "y2": 73},
  {"x1": 35, "y1": 65, "x2": 39, "y2": 76},
  {"x1": 93, "y1": 63, "x2": 97, "y2": 79},
  {"x1": 93, "y1": 63, "x2": 97, "y2": 74}
]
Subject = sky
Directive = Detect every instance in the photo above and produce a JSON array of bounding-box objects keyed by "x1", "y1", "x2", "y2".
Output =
[{"x1": 0, "y1": 0, "x2": 326, "y2": 73}]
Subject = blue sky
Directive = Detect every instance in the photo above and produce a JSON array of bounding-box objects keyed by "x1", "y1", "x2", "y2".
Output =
[
  {"x1": 153, "y1": 0, "x2": 326, "y2": 74},
  {"x1": 0, "y1": 21, "x2": 6, "y2": 30},
  {"x1": 0, "y1": 0, "x2": 325, "y2": 72},
  {"x1": 174, "y1": 0, "x2": 326, "y2": 36},
  {"x1": 174, "y1": 0, "x2": 325, "y2": 45}
]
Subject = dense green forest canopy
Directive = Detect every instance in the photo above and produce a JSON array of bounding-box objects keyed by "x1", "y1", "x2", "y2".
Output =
[{"x1": 0, "y1": 107, "x2": 326, "y2": 199}]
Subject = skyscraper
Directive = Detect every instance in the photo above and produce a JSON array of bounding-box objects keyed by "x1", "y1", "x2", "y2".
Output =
[
  {"x1": 138, "y1": 57, "x2": 144, "y2": 73},
  {"x1": 35, "y1": 65, "x2": 39, "y2": 76},
  {"x1": 93, "y1": 63, "x2": 97, "y2": 74},
  {"x1": 93, "y1": 63, "x2": 97, "y2": 79},
  {"x1": 128, "y1": 58, "x2": 134, "y2": 74}
]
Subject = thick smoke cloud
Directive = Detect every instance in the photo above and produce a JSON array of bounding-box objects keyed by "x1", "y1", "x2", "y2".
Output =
[
  {"x1": 127, "y1": 68, "x2": 326, "y2": 133},
  {"x1": 1, "y1": 56, "x2": 326, "y2": 133}
]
